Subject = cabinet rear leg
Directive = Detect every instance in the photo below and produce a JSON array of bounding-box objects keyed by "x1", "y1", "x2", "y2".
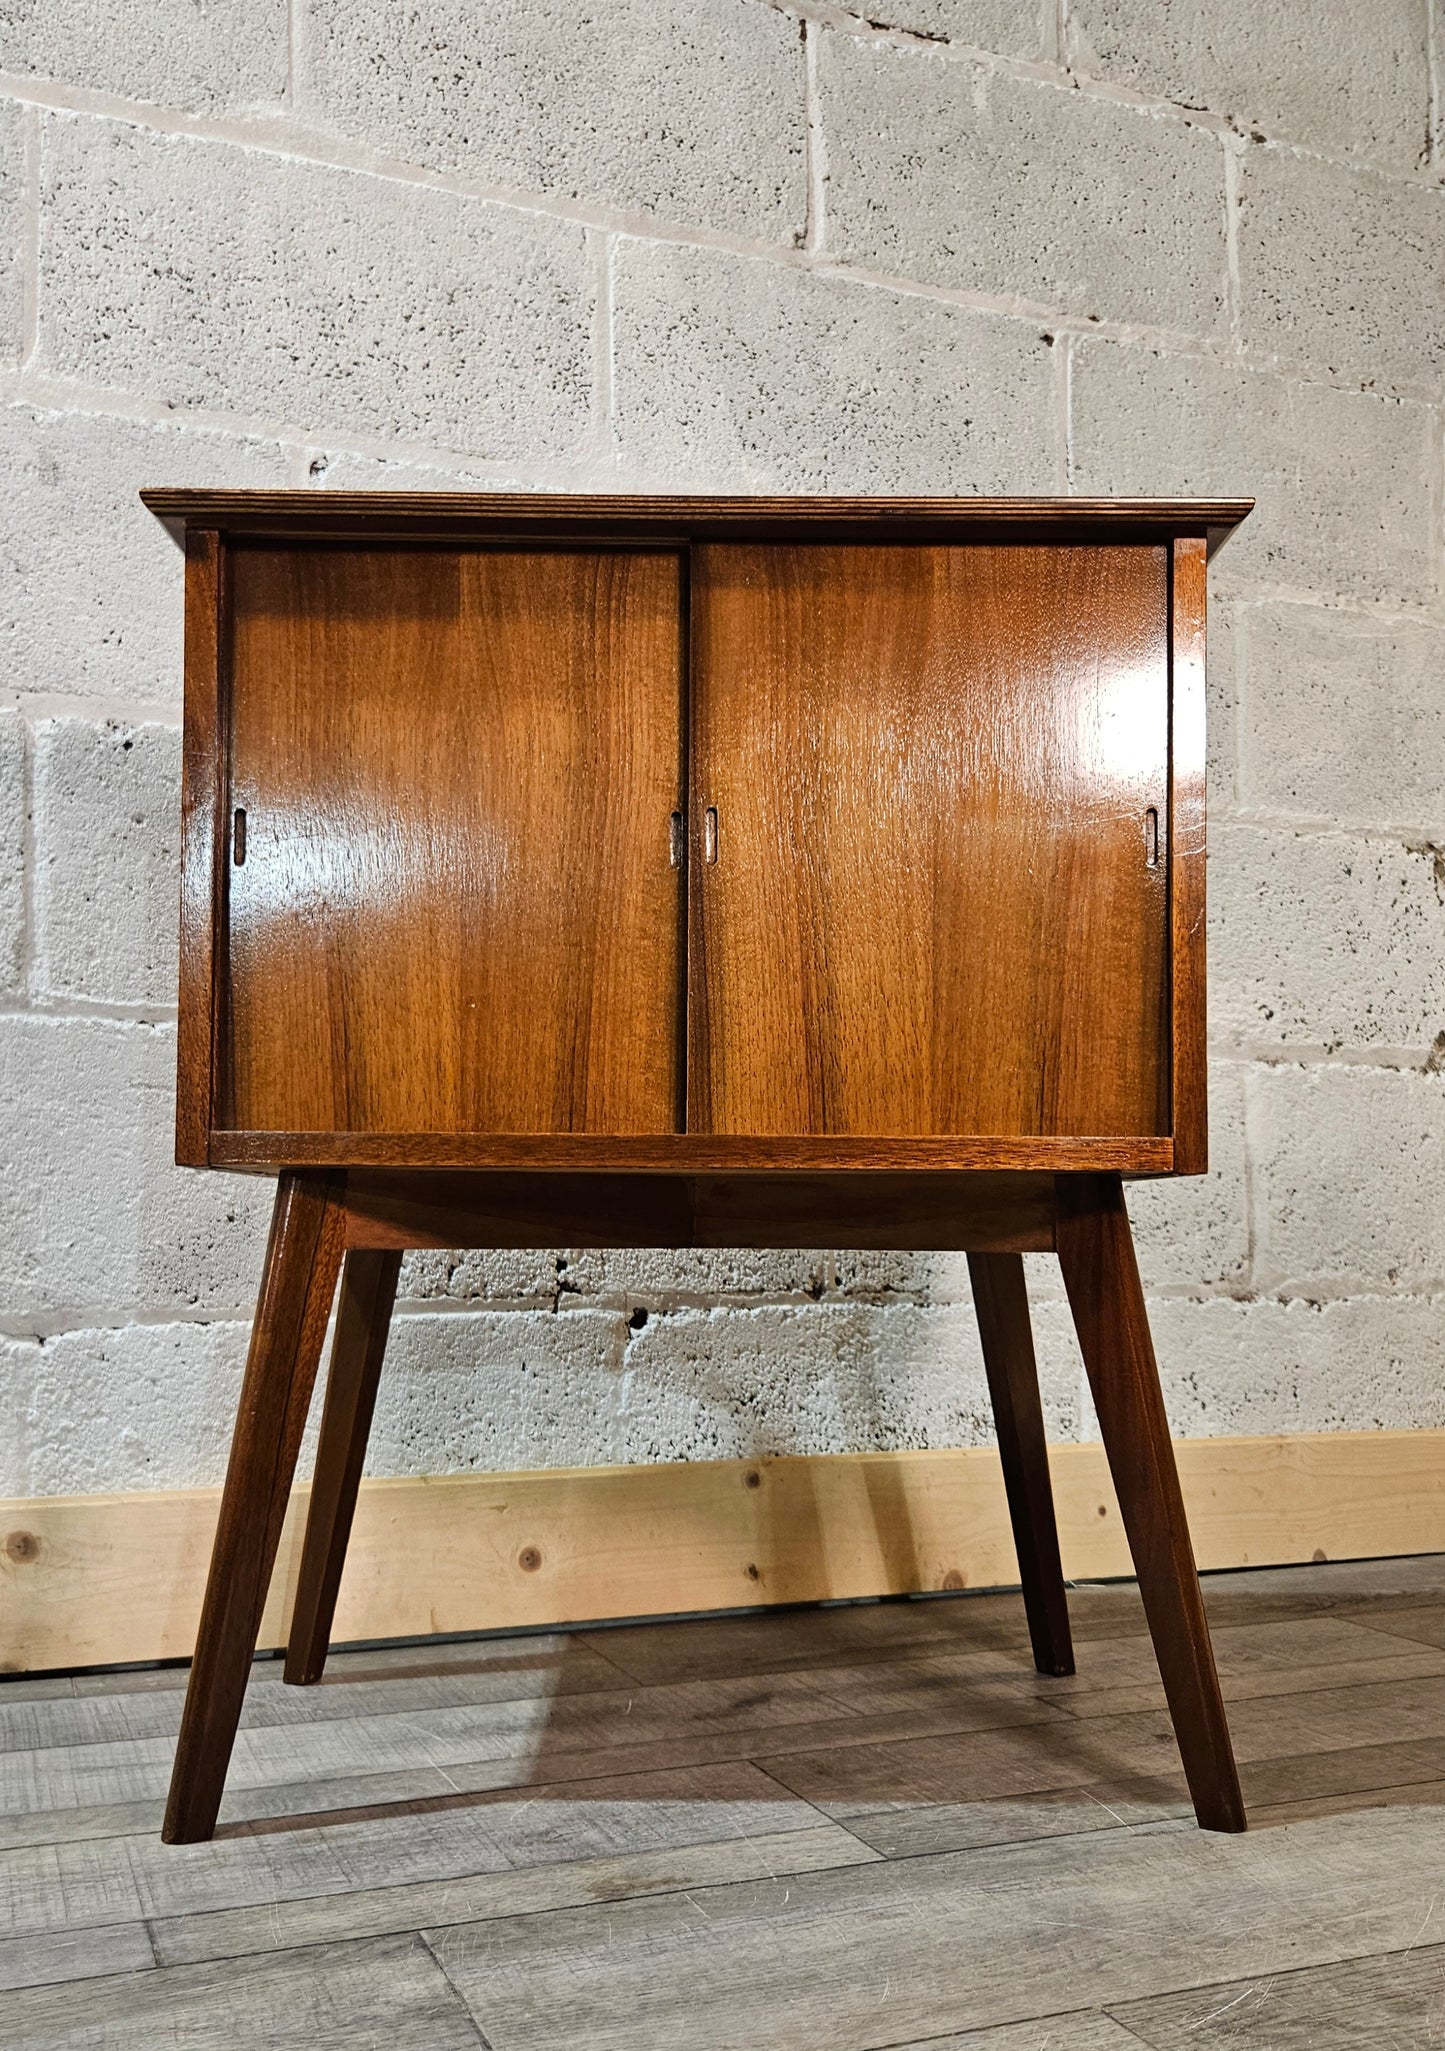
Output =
[
  {"x1": 969, "y1": 1251, "x2": 1073, "y2": 1678},
  {"x1": 284, "y1": 1249, "x2": 402, "y2": 1685},
  {"x1": 1055, "y1": 1173, "x2": 1245, "y2": 1833},
  {"x1": 162, "y1": 1171, "x2": 344, "y2": 1844}
]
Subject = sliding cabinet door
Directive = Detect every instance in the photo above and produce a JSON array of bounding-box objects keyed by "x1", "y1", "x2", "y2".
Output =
[
  {"x1": 688, "y1": 543, "x2": 1170, "y2": 1138},
  {"x1": 225, "y1": 546, "x2": 685, "y2": 1135}
]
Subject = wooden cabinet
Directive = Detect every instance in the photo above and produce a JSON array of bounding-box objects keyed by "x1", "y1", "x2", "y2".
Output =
[{"x1": 144, "y1": 491, "x2": 1251, "y2": 1847}]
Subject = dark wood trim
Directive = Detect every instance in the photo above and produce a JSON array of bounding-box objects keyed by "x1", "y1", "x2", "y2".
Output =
[
  {"x1": 140, "y1": 490, "x2": 1253, "y2": 559},
  {"x1": 284, "y1": 1249, "x2": 402, "y2": 1687},
  {"x1": 208, "y1": 1132, "x2": 1176, "y2": 1175},
  {"x1": 339, "y1": 1169, "x2": 1059, "y2": 1252},
  {"x1": 1055, "y1": 1173, "x2": 1244, "y2": 1833},
  {"x1": 175, "y1": 529, "x2": 225, "y2": 1168},
  {"x1": 1169, "y1": 536, "x2": 1209, "y2": 1175},
  {"x1": 162, "y1": 1171, "x2": 345, "y2": 1842},
  {"x1": 968, "y1": 1252, "x2": 1074, "y2": 1677}
]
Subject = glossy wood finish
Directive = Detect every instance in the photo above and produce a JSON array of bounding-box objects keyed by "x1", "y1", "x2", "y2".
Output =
[
  {"x1": 967, "y1": 1252, "x2": 1073, "y2": 1677},
  {"x1": 162, "y1": 1172, "x2": 345, "y2": 1843},
  {"x1": 689, "y1": 543, "x2": 1170, "y2": 1139},
  {"x1": 175, "y1": 530, "x2": 225, "y2": 1168},
  {"x1": 142, "y1": 489, "x2": 1254, "y2": 558},
  {"x1": 1055, "y1": 1172, "x2": 1244, "y2": 1832},
  {"x1": 150, "y1": 494, "x2": 1252, "y2": 1844},
  {"x1": 211, "y1": 1132, "x2": 1177, "y2": 1174},
  {"x1": 225, "y1": 545, "x2": 684, "y2": 1136},
  {"x1": 1169, "y1": 536, "x2": 1210, "y2": 1174},
  {"x1": 284, "y1": 1250, "x2": 402, "y2": 1686}
]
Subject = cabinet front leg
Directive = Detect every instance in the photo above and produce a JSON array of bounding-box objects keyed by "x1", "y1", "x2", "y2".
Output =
[
  {"x1": 968, "y1": 1251, "x2": 1073, "y2": 1678},
  {"x1": 1055, "y1": 1173, "x2": 1245, "y2": 1833},
  {"x1": 162, "y1": 1171, "x2": 345, "y2": 1844},
  {"x1": 284, "y1": 1248, "x2": 402, "y2": 1685}
]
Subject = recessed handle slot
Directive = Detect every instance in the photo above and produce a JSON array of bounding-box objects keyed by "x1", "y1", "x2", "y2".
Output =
[
  {"x1": 703, "y1": 806, "x2": 718, "y2": 864},
  {"x1": 1144, "y1": 806, "x2": 1159, "y2": 870},
  {"x1": 668, "y1": 810, "x2": 684, "y2": 867},
  {"x1": 232, "y1": 807, "x2": 247, "y2": 866}
]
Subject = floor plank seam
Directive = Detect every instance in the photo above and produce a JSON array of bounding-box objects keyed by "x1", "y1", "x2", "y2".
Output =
[{"x1": 416, "y1": 1927, "x2": 497, "y2": 2049}]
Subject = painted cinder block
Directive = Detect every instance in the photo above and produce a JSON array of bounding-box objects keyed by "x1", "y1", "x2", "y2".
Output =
[
  {"x1": 0, "y1": 5, "x2": 1437, "y2": 1500},
  {"x1": 0, "y1": 1320, "x2": 252, "y2": 1497},
  {"x1": 0, "y1": 405, "x2": 287, "y2": 702},
  {"x1": 1211, "y1": 822, "x2": 1445, "y2": 1052},
  {"x1": 0, "y1": 1016, "x2": 271, "y2": 1318},
  {"x1": 862, "y1": 0, "x2": 1049, "y2": 55},
  {"x1": 1250, "y1": 1062, "x2": 1445, "y2": 1295},
  {"x1": 33, "y1": 718, "x2": 180, "y2": 1008},
  {"x1": 298, "y1": 0, "x2": 806, "y2": 241},
  {"x1": 613, "y1": 1299, "x2": 1078, "y2": 1460},
  {"x1": 0, "y1": 708, "x2": 24, "y2": 996},
  {"x1": 1127, "y1": 1063, "x2": 1250, "y2": 1291},
  {"x1": 819, "y1": 35, "x2": 1228, "y2": 335},
  {"x1": 38, "y1": 115, "x2": 596, "y2": 464},
  {"x1": 0, "y1": 0, "x2": 287, "y2": 112},
  {"x1": 1238, "y1": 602, "x2": 1445, "y2": 832},
  {"x1": 1143, "y1": 1294, "x2": 1445, "y2": 1439},
  {"x1": 367, "y1": 1307, "x2": 634, "y2": 1478},
  {"x1": 612, "y1": 239, "x2": 1057, "y2": 491},
  {"x1": 1070, "y1": 342, "x2": 1436, "y2": 603},
  {"x1": 1068, "y1": 0, "x2": 1430, "y2": 171},
  {"x1": 0, "y1": 100, "x2": 23, "y2": 366},
  {"x1": 1236, "y1": 143, "x2": 1442, "y2": 391}
]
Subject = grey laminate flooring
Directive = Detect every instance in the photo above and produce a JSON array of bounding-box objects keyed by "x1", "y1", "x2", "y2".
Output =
[{"x1": 8, "y1": 1554, "x2": 1445, "y2": 2047}]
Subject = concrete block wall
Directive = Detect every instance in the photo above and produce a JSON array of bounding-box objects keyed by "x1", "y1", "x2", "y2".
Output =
[{"x1": 1, "y1": 2, "x2": 1442, "y2": 1499}]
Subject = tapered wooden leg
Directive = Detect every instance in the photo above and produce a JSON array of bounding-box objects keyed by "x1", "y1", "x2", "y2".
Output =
[
  {"x1": 968, "y1": 1251, "x2": 1073, "y2": 1678},
  {"x1": 162, "y1": 1171, "x2": 345, "y2": 1844},
  {"x1": 284, "y1": 1248, "x2": 402, "y2": 1686},
  {"x1": 1055, "y1": 1173, "x2": 1245, "y2": 1833}
]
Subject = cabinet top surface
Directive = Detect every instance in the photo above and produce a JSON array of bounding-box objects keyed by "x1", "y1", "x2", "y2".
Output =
[{"x1": 142, "y1": 489, "x2": 1252, "y2": 555}]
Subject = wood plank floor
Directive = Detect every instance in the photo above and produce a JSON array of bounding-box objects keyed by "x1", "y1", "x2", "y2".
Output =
[{"x1": 8, "y1": 1555, "x2": 1445, "y2": 2047}]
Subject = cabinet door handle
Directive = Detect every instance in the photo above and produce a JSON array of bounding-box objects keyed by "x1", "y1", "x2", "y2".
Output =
[
  {"x1": 232, "y1": 808, "x2": 247, "y2": 866},
  {"x1": 703, "y1": 806, "x2": 718, "y2": 864},
  {"x1": 1145, "y1": 806, "x2": 1159, "y2": 869},
  {"x1": 668, "y1": 810, "x2": 684, "y2": 867}
]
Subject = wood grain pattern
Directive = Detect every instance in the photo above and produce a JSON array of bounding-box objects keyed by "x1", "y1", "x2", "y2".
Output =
[
  {"x1": 11, "y1": 1432, "x2": 1439, "y2": 1676},
  {"x1": 690, "y1": 543, "x2": 1171, "y2": 1139},
  {"x1": 968, "y1": 1253, "x2": 1073, "y2": 1677},
  {"x1": 209, "y1": 1132, "x2": 1176, "y2": 1173},
  {"x1": 14, "y1": 1553, "x2": 1445, "y2": 2047},
  {"x1": 224, "y1": 545, "x2": 684, "y2": 1136},
  {"x1": 422, "y1": 1807, "x2": 1445, "y2": 2050},
  {"x1": 1111, "y1": 1942, "x2": 1445, "y2": 2048},
  {"x1": 141, "y1": 489, "x2": 1254, "y2": 560},
  {"x1": 284, "y1": 1250, "x2": 402, "y2": 1687},
  {"x1": 163, "y1": 1171, "x2": 345, "y2": 1843},
  {"x1": 175, "y1": 528, "x2": 225, "y2": 1167},
  {"x1": 1056, "y1": 1172, "x2": 1244, "y2": 1833},
  {"x1": 1169, "y1": 537, "x2": 1209, "y2": 1175},
  {"x1": 2, "y1": 1933, "x2": 484, "y2": 2051}
]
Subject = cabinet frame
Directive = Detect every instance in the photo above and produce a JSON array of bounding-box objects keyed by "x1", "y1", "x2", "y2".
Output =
[
  {"x1": 146, "y1": 491, "x2": 1254, "y2": 1848},
  {"x1": 154, "y1": 494, "x2": 1244, "y2": 1181}
]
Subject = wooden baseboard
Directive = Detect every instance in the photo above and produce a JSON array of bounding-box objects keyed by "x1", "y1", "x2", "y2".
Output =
[{"x1": 4, "y1": 1429, "x2": 1444, "y2": 1673}]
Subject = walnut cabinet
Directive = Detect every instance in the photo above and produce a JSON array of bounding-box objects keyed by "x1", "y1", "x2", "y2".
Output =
[{"x1": 143, "y1": 491, "x2": 1252, "y2": 1845}]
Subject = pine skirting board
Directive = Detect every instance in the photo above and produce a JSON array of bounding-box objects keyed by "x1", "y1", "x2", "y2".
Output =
[{"x1": 4, "y1": 1429, "x2": 1444, "y2": 1673}]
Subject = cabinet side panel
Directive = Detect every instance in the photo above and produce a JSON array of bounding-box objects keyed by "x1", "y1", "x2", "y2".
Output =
[
  {"x1": 1170, "y1": 535, "x2": 1209, "y2": 1174},
  {"x1": 690, "y1": 543, "x2": 1170, "y2": 1139},
  {"x1": 176, "y1": 529, "x2": 224, "y2": 1166},
  {"x1": 225, "y1": 546, "x2": 684, "y2": 1136}
]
